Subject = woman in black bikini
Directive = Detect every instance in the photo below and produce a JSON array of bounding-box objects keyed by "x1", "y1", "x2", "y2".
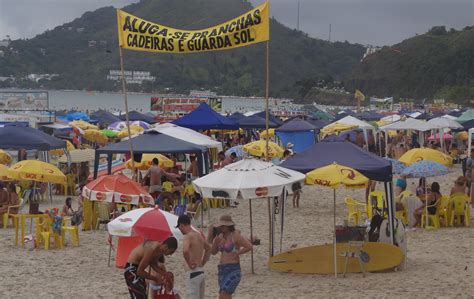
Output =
[{"x1": 413, "y1": 182, "x2": 442, "y2": 227}]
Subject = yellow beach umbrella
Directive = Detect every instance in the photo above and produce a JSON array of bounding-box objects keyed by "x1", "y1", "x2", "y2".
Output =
[
  {"x1": 0, "y1": 164, "x2": 13, "y2": 181},
  {"x1": 125, "y1": 154, "x2": 174, "y2": 170},
  {"x1": 399, "y1": 148, "x2": 453, "y2": 167},
  {"x1": 50, "y1": 140, "x2": 75, "y2": 156},
  {"x1": 8, "y1": 160, "x2": 66, "y2": 184},
  {"x1": 0, "y1": 150, "x2": 12, "y2": 165},
  {"x1": 260, "y1": 129, "x2": 275, "y2": 139},
  {"x1": 69, "y1": 120, "x2": 98, "y2": 130},
  {"x1": 456, "y1": 131, "x2": 468, "y2": 141},
  {"x1": 84, "y1": 129, "x2": 108, "y2": 144},
  {"x1": 305, "y1": 163, "x2": 369, "y2": 278},
  {"x1": 118, "y1": 127, "x2": 142, "y2": 139},
  {"x1": 320, "y1": 123, "x2": 358, "y2": 136},
  {"x1": 243, "y1": 140, "x2": 284, "y2": 158},
  {"x1": 129, "y1": 125, "x2": 145, "y2": 132}
]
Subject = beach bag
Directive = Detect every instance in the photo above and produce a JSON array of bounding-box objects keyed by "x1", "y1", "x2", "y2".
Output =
[
  {"x1": 154, "y1": 288, "x2": 176, "y2": 299},
  {"x1": 368, "y1": 214, "x2": 383, "y2": 242}
]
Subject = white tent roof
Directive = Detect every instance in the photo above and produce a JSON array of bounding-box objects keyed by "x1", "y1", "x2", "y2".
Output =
[
  {"x1": 441, "y1": 114, "x2": 458, "y2": 121},
  {"x1": 408, "y1": 112, "x2": 422, "y2": 119},
  {"x1": 152, "y1": 123, "x2": 222, "y2": 150},
  {"x1": 193, "y1": 158, "x2": 305, "y2": 200},
  {"x1": 335, "y1": 115, "x2": 374, "y2": 130},
  {"x1": 379, "y1": 118, "x2": 432, "y2": 132},
  {"x1": 381, "y1": 114, "x2": 401, "y2": 123},
  {"x1": 427, "y1": 117, "x2": 463, "y2": 130}
]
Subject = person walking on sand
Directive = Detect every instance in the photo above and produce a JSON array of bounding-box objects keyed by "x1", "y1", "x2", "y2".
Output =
[
  {"x1": 210, "y1": 215, "x2": 252, "y2": 299},
  {"x1": 124, "y1": 237, "x2": 178, "y2": 299},
  {"x1": 176, "y1": 215, "x2": 211, "y2": 299}
]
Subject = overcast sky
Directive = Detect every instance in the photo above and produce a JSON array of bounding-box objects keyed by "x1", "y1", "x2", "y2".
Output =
[{"x1": 0, "y1": 0, "x2": 472, "y2": 46}]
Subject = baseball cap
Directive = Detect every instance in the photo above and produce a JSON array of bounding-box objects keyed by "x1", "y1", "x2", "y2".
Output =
[{"x1": 175, "y1": 214, "x2": 191, "y2": 228}]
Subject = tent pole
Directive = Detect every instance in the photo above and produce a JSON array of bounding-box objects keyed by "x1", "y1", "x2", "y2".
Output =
[
  {"x1": 265, "y1": 41, "x2": 270, "y2": 161},
  {"x1": 280, "y1": 189, "x2": 285, "y2": 253},
  {"x1": 333, "y1": 188, "x2": 337, "y2": 278},
  {"x1": 249, "y1": 198, "x2": 254, "y2": 274},
  {"x1": 118, "y1": 44, "x2": 136, "y2": 179},
  {"x1": 267, "y1": 197, "x2": 271, "y2": 256}
]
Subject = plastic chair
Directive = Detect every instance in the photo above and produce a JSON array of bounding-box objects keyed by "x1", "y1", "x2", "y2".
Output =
[
  {"x1": 367, "y1": 191, "x2": 385, "y2": 219},
  {"x1": 344, "y1": 197, "x2": 366, "y2": 225},
  {"x1": 421, "y1": 201, "x2": 441, "y2": 229},
  {"x1": 96, "y1": 202, "x2": 113, "y2": 230},
  {"x1": 61, "y1": 217, "x2": 79, "y2": 247},
  {"x1": 2, "y1": 198, "x2": 23, "y2": 229},
  {"x1": 436, "y1": 195, "x2": 450, "y2": 227},
  {"x1": 449, "y1": 193, "x2": 470, "y2": 227},
  {"x1": 36, "y1": 217, "x2": 62, "y2": 250}
]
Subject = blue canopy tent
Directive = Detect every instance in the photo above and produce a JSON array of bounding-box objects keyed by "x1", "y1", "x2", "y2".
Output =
[
  {"x1": 357, "y1": 111, "x2": 382, "y2": 121},
  {"x1": 281, "y1": 135, "x2": 397, "y2": 243},
  {"x1": 0, "y1": 126, "x2": 66, "y2": 150},
  {"x1": 59, "y1": 111, "x2": 91, "y2": 122},
  {"x1": 238, "y1": 115, "x2": 278, "y2": 129},
  {"x1": 120, "y1": 111, "x2": 156, "y2": 124},
  {"x1": 253, "y1": 111, "x2": 283, "y2": 126},
  {"x1": 307, "y1": 119, "x2": 330, "y2": 130},
  {"x1": 276, "y1": 118, "x2": 317, "y2": 153},
  {"x1": 94, "y1": 130, "x2": 209, "y2": 178},
  {"x1": 172, "y1": 103, "x2": 238, "y2": 130},
  {"x1": 227, "y1": 112, "x2": 246, "y2": 122},
  {"x1": 90, "y1": 110, "x2": 121, "y2": 127}
]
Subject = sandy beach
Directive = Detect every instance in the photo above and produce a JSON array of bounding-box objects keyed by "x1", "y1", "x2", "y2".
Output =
[{"x1": 1, "y1": 165, "x2": 473, "y2": 298}]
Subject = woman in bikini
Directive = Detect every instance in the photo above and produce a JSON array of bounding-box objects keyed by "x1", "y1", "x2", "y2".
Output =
[{"x1": 210, "y1": 215, "x2": 252, "y2": 299}]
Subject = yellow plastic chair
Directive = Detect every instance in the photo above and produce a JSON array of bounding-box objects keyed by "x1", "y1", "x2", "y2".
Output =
[
  {"x1": 61, "y1": 217, "x2": 79, "y2": 247},
  {"x1": 367, "y1": 191, "x2": 385, "y2": 219},
  {"x1": 36, "y1": 217, "x2": 62, "y2": 250},
  {"x1": 162, "y1": 181, "x2": 173, "y2": 192},
  {"x1": 344, "y1": 197, "x2": 366, "y2": 225},
  {"x1": 449, "y1": 193, "x2": 470, "y2": 227},
  {"x1": 2, "y1": 198, "x2": 23, "y2": 229},
  {"x1": 96, "y1": 202, "x2": 113, "y2": 230},
  {"x1": 436, "y1": 195, "x2": 450, "y2": 227},
  {"x1": 421, "y1": 201, "x2": 441, "y2": 229}
]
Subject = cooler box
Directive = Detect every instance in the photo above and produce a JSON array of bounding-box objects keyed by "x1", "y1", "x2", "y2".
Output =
[{"x1": 115, "y1": 236, "x2": 144, "y2": 268}]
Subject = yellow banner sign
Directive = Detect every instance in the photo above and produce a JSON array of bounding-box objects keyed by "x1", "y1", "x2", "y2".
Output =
[{"x1": 117, "y1": 2, "x2": 269, "y2": 54}]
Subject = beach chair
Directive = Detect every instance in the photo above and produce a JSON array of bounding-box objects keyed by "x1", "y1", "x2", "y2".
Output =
[
  {"x1": 367, "y1": 191, "x2": 385, "y2": 219},
  {"x1": 2, "y1": 198, "x2": 23, "y2": 229},
  {"x1": 61, "y1": 217, "x2": 79, "y2": 247},
  {"x1": 36, "y1": 217, "x2": 62, "y2": 250},
  {"x1": 344, "y1": 197, "x2": 366, "y2": 225},
  {"x1": 449, "y1": 193, "x2": 470, "y2": 227},
  {"x1": 436, "y1": 195, "x2": 450, "y2": 227},
  {"x1": 421, "y1": 201, "x2": 441, "y2": 229},
  {"x1": 96, "y1": 202, "x2": 113, "y2": 230}
]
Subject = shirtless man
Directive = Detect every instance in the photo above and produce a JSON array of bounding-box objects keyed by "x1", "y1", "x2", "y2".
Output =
[
  {"x1": 124, "y1": 237, "x2": 178, "y2": 299},
  {"x1": 176, "y1": 215, "x2": 211, "y2": 299},
  {"x1": 143, "y1": 158, "x2": 177, "y2": 193}
]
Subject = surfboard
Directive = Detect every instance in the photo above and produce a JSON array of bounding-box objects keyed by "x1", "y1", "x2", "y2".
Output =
[{"x1": 268, "y1": 242, "x2": 404, "y2": 274}]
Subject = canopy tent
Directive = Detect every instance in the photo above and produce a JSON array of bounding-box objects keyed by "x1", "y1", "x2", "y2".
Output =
[
  {"x1": 462, "y1": 119, "x2": 474, "y2": 130},
  {"x1": 441, "y1": 114, "x2": 458, "y2": 121},
  {"x1": 172, "y1": 102, "x2": 238, "y2": 130},
  {"x1": 120, "y1": 111, "x2": 156, "y2": 124},
  {"x1": 357, "y1": 111, "x2": 383, "y2": 121},
  {"x1": 227, "y1": 112, "x2": 246, "y2": 121},
  {"x1": 276, "y1": 118, "x2": 317, "y2": 153},
  {"x1": 94, "y1": 130, "x2": 209, "y2": 178},
  {"x1": 380, "y1": 114, "x2": 401, "y2": 123},
  {"x1": 456, "y1": 110, "x2": 474, "y2": 123},
  {"x1": 427, "y1": 117, "x2": 463, "y2": 130},
  {"x1": 152, "y1": 123, "x2": 222, "y2": 150},
  {"x1": 90, "y1": 110, "x2": 121, "y2": 127},
  {"x1": 58, "y1": 111, "x2": 90, "y2": 122},
  {"x1": 307, "y1": 119, "x2": 330, "y2": 130},
  {"x1": 253, "y1": 111, "x2": 284, "y2": 126},
  {"x1": 448, "y1": 110, "x2": 463, "y2": 118},
  {"x1": 238, "y1": 115, "x2": 278, "y2": 129},
  {"x1": 331, "y1": 115, "x2": 375, "y2": 148},
  {"x1": 311, "y1": 110, "x2": 335, "y2": 121},
  {"x1": 0, "y1": 126, "x2": 66, "y2": 150}
]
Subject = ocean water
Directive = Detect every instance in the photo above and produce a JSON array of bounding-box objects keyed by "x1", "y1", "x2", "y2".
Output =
[{"x1": 48, "y1": 90, "x2": 152, "y2": 112}]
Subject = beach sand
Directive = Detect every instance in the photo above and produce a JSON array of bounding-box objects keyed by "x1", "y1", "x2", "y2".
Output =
[{"x1": 1, "y1": 165, "x2": 473, "y2": 298}]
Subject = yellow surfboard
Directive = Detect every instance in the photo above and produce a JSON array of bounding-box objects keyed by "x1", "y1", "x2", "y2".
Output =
[{"x1": 268, "y1": 242, "x2": 403, "y2": 274}]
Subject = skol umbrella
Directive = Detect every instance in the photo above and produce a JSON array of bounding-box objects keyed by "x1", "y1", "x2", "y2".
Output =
[
  {"x1": 320, "y1": 123, "x2": 358, "y2": 136},
  {"x1": 49, "y1": 140, "x2": 75, "y2": 156},
  {"x1": 131, "y1": 121, "x2": 150, "y2": 130},
  {"x1": 399, "y1": 148, "x2": 453, "y2": 167},
  {"x1": 0, "y1": 150, "x2": 12, "y2": 165},
  {"x1": 8, "y1": 160, "x2": 66, "y2": 184},
  {"x1": 117, "y1": 127, "x2": 142, "y2": 139},
  {"x1": 83, "y1": 129, "x2": 108, "y2": 144},
  {"x1": 69, "y1": 120, "x2": 98, "y2": 130},
  {"x1": 456, "y1": 131, "x2": 468, "y2": 141},
  {"x1": 125, "y1": 154, "x2": 174, "y2": 170},
  {"x1": 305, "y1": 162, "x2": 369, "y2": 278},
  {"x1": 384, "y1": 158, "x2": 406, "y2": 175},
  {"x1": 260, "y1": 129, "x2": 275, "y2": 139},
  {"x1": 243, "y1": 140, "x2": 284, "y2": 158},
  {"x1": 82, "y1": 174, "x2": 153, "y2": 205},
  {"x1": 0, "y1": 164, "x2": 13, "y2": 181}
]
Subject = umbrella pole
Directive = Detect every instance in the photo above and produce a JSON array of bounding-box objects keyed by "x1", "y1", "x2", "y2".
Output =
[
  {"x1": 267, "y1": 197, "x2": 272, "y2": 256},
  {"x1": 107, "y1": 235, "x2": 112, "y2": 267},
  {"x1": 424, "y1": 180, "x2": 428, "y2": 228},
  {"x1": 280, "y1": 189, "x2": 285, "y2": 253},
  {"x1": 333, "y1": 188, "x2": 337, "y2": 278},
  {"x1": 249, "y1": 198, "x2": 254, "y2": 274}
]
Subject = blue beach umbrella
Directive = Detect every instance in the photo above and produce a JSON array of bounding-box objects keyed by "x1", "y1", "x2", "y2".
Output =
[
  {"x1": 400, "y1": 160, "x2": 449, "y2": 178},
  {"x1": 225, "y1": 145, "x2": 245, "y2": 158},
  {"x1": 384, "y1": 158, "x2": 406, "y2": 175}
]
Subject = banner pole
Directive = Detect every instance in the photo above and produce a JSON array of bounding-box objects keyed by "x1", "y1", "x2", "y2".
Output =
[
  {"x1": 119, "y1": 46, "x2": 136, "y2": 176},
  {"x1": 265, "y1": 41, "x2": 270, "y2": 160}
]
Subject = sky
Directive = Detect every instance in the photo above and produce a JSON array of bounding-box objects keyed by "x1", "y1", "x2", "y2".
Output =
[{"x1": 0, "y1": 0, "x2": 473, "y2": 46}]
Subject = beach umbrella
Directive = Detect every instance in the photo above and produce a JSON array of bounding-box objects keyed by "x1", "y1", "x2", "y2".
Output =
[
  {"x1": 82, "y1": 174, "x2": 153, "y2": 205},
  {"x1": 193, "y1": 158, "x2": 305, "y2": 273},
  {"x1": 83, "y1": 129, "x2": 108, "y2": 144},
  {"x1": 101, "y1": 129, "x2": 118, "y2": 138},
  {"x1": 0, "y1": 164, "x2": 13, "y2": 181},
  {"x1": 399, "y1": 148, "x2": 453, "y2": 167},
  {"x1": 125, "y1": 154, "x2": 174, "y2": 170},
  {"x1": 225, "y1": 145, "x2": 245, "y2": 158},
  {"x1": 428, "y1": 133, "x2": 453, "y2": 141},
  {"x1": 320, "y1": 122, "x2": 358, "y2": 136},
  {"x1": 242, "y1": 140, "x2": 284, "y2": 158},
  {"x1": 0, "y1": 150, "x2": 12, "y2": 165},
  {"x1": 260, "y1": 128, "x2": 275, "y2": 139},
  {"x1": 69, "y1": 120, "x2": 98, "y2": 130},
  {"x1": 8, "y1": 160, "x2": 66, "y2": 184},
  {"x1": 108, "y1": 121, "x2": 127, "y2": 131},
  {"x1": 384, "y1": 158, "x2": 406, "y2": 175},
  {"x1": 58, "y1": 149, "x2": 95, "y2": 163},
  {"x1": 131, "y1": 121, "x2": 150, "y2": 130},
  {"x1": 49, "y1": 140, "x2": 75, "y2": 156},
  {"x1": 456, "y1": 131, "x2": 468, "y2": 141},
  {"x1": 400, "y1": 160, "x2": 449, "y2": 229},
  {"x1": 117, "y1": 127, "x2": 142, "y2": 139},
  {"x1": 305, "y1": 163, "x2": 369, "y2": 278}
]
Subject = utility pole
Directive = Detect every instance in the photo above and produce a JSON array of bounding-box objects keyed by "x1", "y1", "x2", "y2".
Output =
[
  {"x1": 297, "y1": 1, "x2": 300, "y2": 31},
  {"x1": 328, "y1": 24, "x2": 332, "y2": 42}
]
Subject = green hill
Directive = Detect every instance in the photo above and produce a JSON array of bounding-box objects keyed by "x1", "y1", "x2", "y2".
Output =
[
  {"x1": 0, "y1": 0, "x2": 364, "y2": 97},
  {"x1": 345, "y1": 26, "x2": 474, "y2": 104}
]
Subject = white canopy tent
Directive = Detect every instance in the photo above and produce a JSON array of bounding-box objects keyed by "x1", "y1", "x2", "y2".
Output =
[
  {"x1": 441, "y1": 114, "x2": 458, "y2": 121},
  {"x1": 381, "y1": 114, "x2": 401, "y2": 123},
  {"x1": 332, "y1": 115, "x2": 375, "y2": 148},
  {"x1": 427, "y1": 117, "x2": 463, "y2": 152},
  {"x1": 152, "y1": 123, "x2": 222, "y2": 151},
  {"x1": 193, "y1": 158, "x2": 305, "y2": 273}
]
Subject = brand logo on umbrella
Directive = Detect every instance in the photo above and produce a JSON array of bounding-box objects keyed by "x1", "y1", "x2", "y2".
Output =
[
  {"x1": 119, "y1": 218, "x2": 133, "y2": 222},
  {"x1": 340, "y1": 168, "x2": 356, "y2": 180},
  {"x1": 25, "y1": 173, "x2": 38, "y2": 179},
  {"x1": 255, "y1": 187, "x2": 269, "y2": 197},
  {"x1": 212, "y1": 190, "x2": 229, "y2": 198},
  {"x1": 45, "y1": 168, "x2": 54, "y2": 174},
  {"x1": 120, "y1": 194, "x2": 132, "y2": 203},
  {"x1": 314, "y1": 179, "x2": 331, "y2": 186},
  {"x1": 95, "y1": 192, "x2": 105, "y2": 201}
]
